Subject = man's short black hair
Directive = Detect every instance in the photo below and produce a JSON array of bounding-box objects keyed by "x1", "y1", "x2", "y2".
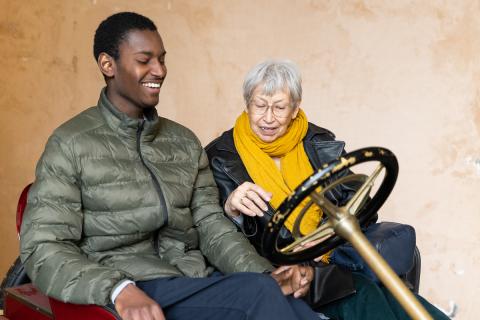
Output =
[{"x1": 93, "y1": 12, "x2": 157, "y2": 61}]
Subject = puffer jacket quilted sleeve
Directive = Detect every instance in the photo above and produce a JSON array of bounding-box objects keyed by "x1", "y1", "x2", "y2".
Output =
[
  {"x1": 20, "y1": 133, "x2": 129, "y2": 305},
  {"x1": 191, "y1": 150, "x2": 274, "y2": 273}
]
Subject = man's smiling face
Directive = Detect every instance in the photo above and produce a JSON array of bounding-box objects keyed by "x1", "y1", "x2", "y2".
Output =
[{"x1": 105, "y1": 29, "x2": 167, "y2": 118}]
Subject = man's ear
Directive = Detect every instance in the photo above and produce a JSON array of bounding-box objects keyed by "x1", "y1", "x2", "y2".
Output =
[{"x1": 97, "y1": 53, "x2": 115, "y2": 78}]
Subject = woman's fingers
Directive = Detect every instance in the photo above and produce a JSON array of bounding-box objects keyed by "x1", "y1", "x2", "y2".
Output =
[
  {"x1": 240, "y1": 196, "x2": 265, "y2": 216},
  {"x1": 271, "y1": 267, "x2": 295, "y2": 296},
  {"x1": 235, "y1": 200, "x2": 262, "y2": 217},
  {"x1": 293, "y1": 285, "x2": 310, "y2": 298},
  {"x1": 292, "y1": 266, "x2": 313, "y2": 298},
  {"x1": 272, "y1": 265, "x2": 313, "y2": 298},
  {"x1": 246, "y1": 183, "x2": 272, "y2": 202},
  {"x1": 225, "y1": 182, "x2": 273, "y2": 217},
  {"x1": 246, "y1": 190, "x2": 269, "y2": 212}
]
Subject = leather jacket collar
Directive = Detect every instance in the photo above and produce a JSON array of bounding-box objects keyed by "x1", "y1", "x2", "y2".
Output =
[{"x1": 206, "y1": 123, "x2": 346, "y2": 185}]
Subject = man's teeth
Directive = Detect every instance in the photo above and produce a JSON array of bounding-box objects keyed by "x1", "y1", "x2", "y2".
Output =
[{"x1": 142, "y1": 83, "x2": 160, "y2": 88}]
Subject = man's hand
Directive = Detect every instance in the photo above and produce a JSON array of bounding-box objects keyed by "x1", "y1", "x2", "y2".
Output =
[
  {"x1": 224, "y1": 182, "x2": 272, "y2": 218},
  {"x1": 114, "y1": 284, "x2": 165, "y2": 320},
  {"x1": 271, "y1": 265, "x2": 314, "y2": 298}
]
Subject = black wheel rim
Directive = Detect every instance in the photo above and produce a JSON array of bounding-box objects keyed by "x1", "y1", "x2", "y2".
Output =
[{"x1": 262, "y1": 147, "x2": 399, "y2": 265}]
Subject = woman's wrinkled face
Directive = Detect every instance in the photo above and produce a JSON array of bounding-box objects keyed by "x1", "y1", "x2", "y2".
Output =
[{"x1": 246, "y1": 87, "x2": 300, "y2": 143}]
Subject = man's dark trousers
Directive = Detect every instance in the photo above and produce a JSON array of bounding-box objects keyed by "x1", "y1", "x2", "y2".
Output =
[{"x1": 137, "y1": 272, "x2": 318, "y2": 319}]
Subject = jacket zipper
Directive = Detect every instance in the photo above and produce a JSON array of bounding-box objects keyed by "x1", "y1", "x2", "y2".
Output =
[{"x1": 137, "y1": 121, "x2": 168, "y2": 226}]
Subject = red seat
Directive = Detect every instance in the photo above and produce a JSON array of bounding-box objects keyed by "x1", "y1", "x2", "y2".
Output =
[{"x1": 3, "y1": 185, "x2": 120, "y2": 320}]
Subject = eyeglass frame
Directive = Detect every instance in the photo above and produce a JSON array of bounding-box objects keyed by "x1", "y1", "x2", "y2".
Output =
[{"x1": 247, "y1": 99, "x2": 297, "y2": 118}]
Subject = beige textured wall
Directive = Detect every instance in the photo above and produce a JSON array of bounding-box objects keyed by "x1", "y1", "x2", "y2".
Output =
[{"x1": 1, "y1": 0, "x2": 478, "y2": 317}]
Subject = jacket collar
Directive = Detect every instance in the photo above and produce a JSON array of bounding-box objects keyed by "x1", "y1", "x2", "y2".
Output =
[
  {"x1": 97, "y1": 87, "x2": 160, "y2": 141},
  {"x1": 303, "y1": 124, "x2": 345, "y2": 170},
  {"x1": 214, "y1": 128, "x2": 237, "y2": 153}
]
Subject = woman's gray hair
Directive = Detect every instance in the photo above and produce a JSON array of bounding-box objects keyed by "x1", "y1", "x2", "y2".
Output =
[{"x1": 243, "y1": 59, "x2": 302, "y2": 106}]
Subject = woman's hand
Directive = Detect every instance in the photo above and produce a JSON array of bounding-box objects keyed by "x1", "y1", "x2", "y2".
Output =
[
  {"x1": 224, "y1": 182, "x2": 272, "y2": 218},
  {"x1": 271, "y1": 265, "x2": 314, "y2": 298}
]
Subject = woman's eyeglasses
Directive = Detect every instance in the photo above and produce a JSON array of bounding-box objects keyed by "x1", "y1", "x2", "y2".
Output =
[{"x1": 248, "y1": 103, "x2": 293, "y2": 118}]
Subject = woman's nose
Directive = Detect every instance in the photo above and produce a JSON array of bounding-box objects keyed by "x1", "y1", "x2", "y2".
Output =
[{"x1": 263, "y1": 107, "x2": 275, "y2": 122}]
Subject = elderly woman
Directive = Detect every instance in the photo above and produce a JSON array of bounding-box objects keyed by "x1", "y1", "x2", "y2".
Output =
[{"x1": 206, "y1": 60, "x2": 449, "y2": 319}]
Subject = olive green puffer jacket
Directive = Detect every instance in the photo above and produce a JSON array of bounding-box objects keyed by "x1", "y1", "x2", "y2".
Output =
[{"x1": 20, "y1": 89, "x2": 273, "y2": 306}]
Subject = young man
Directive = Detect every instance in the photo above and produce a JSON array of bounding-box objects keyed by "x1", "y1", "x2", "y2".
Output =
[{"x1": 20, "y1": 12, "x2": 317, "y2": 320}]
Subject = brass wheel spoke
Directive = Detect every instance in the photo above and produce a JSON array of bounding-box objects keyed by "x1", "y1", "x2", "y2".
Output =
[
  {"x1": 345, "y1": 163, "x2": 384, "y2": 215},
  {"x1": 280, "y1": 220, "x2": 334, "y2": 253},
  {"x1": 319, "y1": 174, "x2": 367, "y2": 195},
  {"x1": 309, "y1": 191, "x2": 341, "y2": 219}
]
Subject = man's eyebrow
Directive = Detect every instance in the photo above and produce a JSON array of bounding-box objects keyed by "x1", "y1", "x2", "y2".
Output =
[{"x1": 134, "y1": 50, "x2": 167, "y2": 56}]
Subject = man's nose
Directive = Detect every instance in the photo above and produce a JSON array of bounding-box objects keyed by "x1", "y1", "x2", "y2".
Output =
[{"x1": 151, "y1": 60, "x2": 167, "y2": 78}]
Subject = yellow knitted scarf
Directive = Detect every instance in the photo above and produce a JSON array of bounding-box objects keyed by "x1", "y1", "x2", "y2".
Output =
[{"x1": 233, "y1": 109, "x2": 327, "y2": 257}]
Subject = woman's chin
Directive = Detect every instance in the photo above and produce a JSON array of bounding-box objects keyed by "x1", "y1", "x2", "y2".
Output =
[
  {"x1": 253, "y1": 127, "x2": 284, "y2": 142},
  {"x1": 257, "y1": 133, "x2": 278, "y2": 143}
]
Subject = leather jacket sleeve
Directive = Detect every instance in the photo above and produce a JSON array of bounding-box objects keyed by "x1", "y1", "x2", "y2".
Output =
[
  {"x1": 206, "y1": 136, "x2": 267, "y2": 252},
  {"x1": 208, "y1": 156, "x2": 240, "y2": 210},
  {"x1": 207, "y1": 153, "x2": 262, "y2": 238}
]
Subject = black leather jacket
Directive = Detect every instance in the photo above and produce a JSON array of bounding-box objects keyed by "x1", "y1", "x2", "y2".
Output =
[{"x1": 205, "y1": 123, "x2": 368, "y2": 253}]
